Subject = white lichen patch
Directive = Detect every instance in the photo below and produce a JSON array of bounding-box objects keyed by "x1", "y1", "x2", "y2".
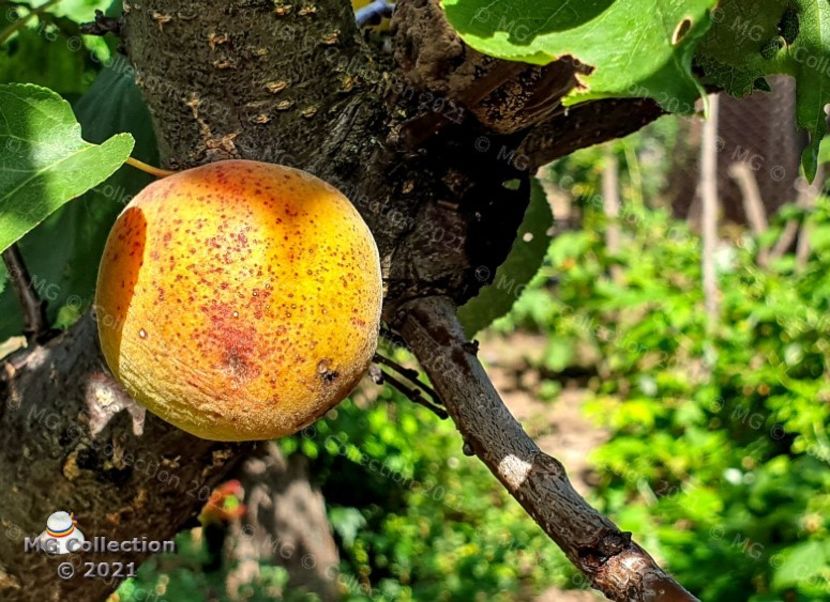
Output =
[{"x1": 497, "y1": 453, "x2": 533, "y2": 490}]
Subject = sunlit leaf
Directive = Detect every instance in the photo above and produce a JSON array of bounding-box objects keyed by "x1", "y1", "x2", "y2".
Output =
[{"x1": 0, "y1": 83, "x2": 134, "y2": 253}]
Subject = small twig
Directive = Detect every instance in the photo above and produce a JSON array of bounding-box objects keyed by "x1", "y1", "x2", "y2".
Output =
[
  {"x1": 700, "y1": 93, "x2": 720, "y2": 335},
  {"x1": 796, "y1": 167, "x2": 823, "y2": 273},
  {"x1": 376, "y1": 368, "x2": 448, "y2": 420},
  {"x1": 373, "y1": 353, "x2": 419, "y2": 380},
  {"x1": 380, "y1": 323, "x2": 409, "y2": 349},
  {"x1": 373, "y1": 352, "x2": 443, "y2": 406},
  {"x1": 79, "y1": 9, "x2": 122, "y2": 36},
  {"x1": 769, "y1": 219, "x2": 801, "y2": 261},
  {"x1": 729, "y1": 163, "x2": 768, "y2": 234},
  {"x1": 355, "y1": 0, "x2": 394, "y2": 27},
  {"x1": 728, "y1": 161, "x2": 769, "y2": 267},
  {"x1": 795, "y1": 203, "x2": 813, "y2": 273},
  {"x1": 623, "y1": 141, "x2": 644, "y2": 208},
  {"x1": 602, "y1": 145, "x2": 623, "y2": 283},
  {"x1": 769, "y1": 170, "x2": 823, "y2": 263},
  {"x1": 0, "y1": 0, "x2": 62, "y2": 45},
  {"x1": 1, "y1": 244, "x2": 49, "y2": 343}
]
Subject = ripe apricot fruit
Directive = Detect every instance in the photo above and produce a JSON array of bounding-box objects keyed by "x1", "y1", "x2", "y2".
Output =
[{"x1": 95, "y1": 160, "x2": 382, "y2": 441}]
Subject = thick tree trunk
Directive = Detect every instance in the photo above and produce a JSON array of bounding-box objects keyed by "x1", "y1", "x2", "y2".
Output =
[
  {"x1": 225, "y1": 444, "x2": 340, "y2": 600},
  {"x1": 0, "y1": 0, "x2": 685, "y2": 600}
]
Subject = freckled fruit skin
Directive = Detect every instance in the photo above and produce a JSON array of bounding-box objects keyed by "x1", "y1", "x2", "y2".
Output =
[{"x1": 95, "y1": 160, "x2": 382, "y2": 441}]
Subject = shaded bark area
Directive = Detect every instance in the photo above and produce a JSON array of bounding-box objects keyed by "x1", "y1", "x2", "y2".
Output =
[
  {"x1": 0, "y1": 0, "x2": 679, "y2": 600},
  {"x1": 0, "y1": 316, "x2": 249, "y2": 601}
]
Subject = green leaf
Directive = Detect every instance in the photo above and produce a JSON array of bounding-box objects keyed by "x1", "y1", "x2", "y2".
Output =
[
  {"x1": 772, "y1": 540, "x2": 828, "y2": 588},
  {"x1": 543, "y1": 338, "x2": 574, "y2": 372},
  {"x1": 696, "y1": 0, "x2": 830, "y2": 181},
  {"x1": 0, "y1": 83, "x2": 134, "y2": 253},
  {"x1": 0, "y1": 65, "x2": 156, "y2": 339},
  {"x1": 791, "y1": 2, "x2": 830, "y2": 181},
  {"x1": 441, "y1": 0, "x2": 715, "y2": 112},
  {"x1": 0, "y1": 28, "x2": 92, "y2": 96},
  {"x1": 329, "y1": 506, "x2": 367, "y2": 547},
  {"x1": 459, "y1": 177, "x2": 553, "y2": 337},
  {"x1": 695, "y1": 1, "x2": 782, "y2": 97},
  {"x1": 55, "y1": 0, "x2": 113, "y2": 23}
]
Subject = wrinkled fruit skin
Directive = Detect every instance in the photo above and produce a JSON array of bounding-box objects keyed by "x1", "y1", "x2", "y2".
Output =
[{"x1": 95, "y1": 160, "x2": 382, "y2": 441}]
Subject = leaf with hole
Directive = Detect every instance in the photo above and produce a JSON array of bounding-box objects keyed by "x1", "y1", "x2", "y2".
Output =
[
  {"x1": 696, "y1": 0, "x2": 830, "y2": 180},
  {"x1": 441, "y1": 0, "x2": 716, "y2": 113}
]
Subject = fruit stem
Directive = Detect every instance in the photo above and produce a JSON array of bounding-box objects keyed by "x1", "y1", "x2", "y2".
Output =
[{"x1": 126, "y1": 157, "x2": 177, "y2": 178}]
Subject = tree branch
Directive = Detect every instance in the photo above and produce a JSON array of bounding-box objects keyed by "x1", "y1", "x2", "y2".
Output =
[
  {"x1": 728, "y1": 161, "x2": 768, "y2": 266},
  {"x1": 227, "y1": 443, "x2": 340, "y2": 600},
  {"x1": 397, "y1": 295, "x2": 698, "y2": 602},
  {"x1": 390, "y1": 0, "x2": 665, "y2": 170},
  {"x1": 520, "y1": 98, "x2": 665, "y2": 171},
  {"x1": 391, "y1": 0, "x2": 580, "y2": 137},
  {"x1": 1, "y1": 244, "x2": 50, "y2": 343},
  {"x1": 701, "y1": 95, "x2": 720, "y2": 334}
]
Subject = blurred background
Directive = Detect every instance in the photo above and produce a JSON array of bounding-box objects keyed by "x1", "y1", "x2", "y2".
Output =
[{"x1": 2, "y1": 1, "x2": 830, "y2": 601}]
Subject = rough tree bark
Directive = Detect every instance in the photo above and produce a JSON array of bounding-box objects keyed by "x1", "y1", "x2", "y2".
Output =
[
  {"x1": 397, "y1": 296, "x2": 695, "y2": 601},
  {"x1": 0, "y1": 0, "x2": 695, "y2": 600},
  {"x1": 0, "y1": 316, "x2": 250, "y2": 600}
]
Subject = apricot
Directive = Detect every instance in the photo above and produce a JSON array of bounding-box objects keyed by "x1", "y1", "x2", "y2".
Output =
[{"x1": 95, "y1": 160, "x2": 382, "y2": 441}]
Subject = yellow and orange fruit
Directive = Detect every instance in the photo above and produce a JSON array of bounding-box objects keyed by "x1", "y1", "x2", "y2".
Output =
[{"x1": 95, "y1": 160, "x2": 382, "y2": 441}]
